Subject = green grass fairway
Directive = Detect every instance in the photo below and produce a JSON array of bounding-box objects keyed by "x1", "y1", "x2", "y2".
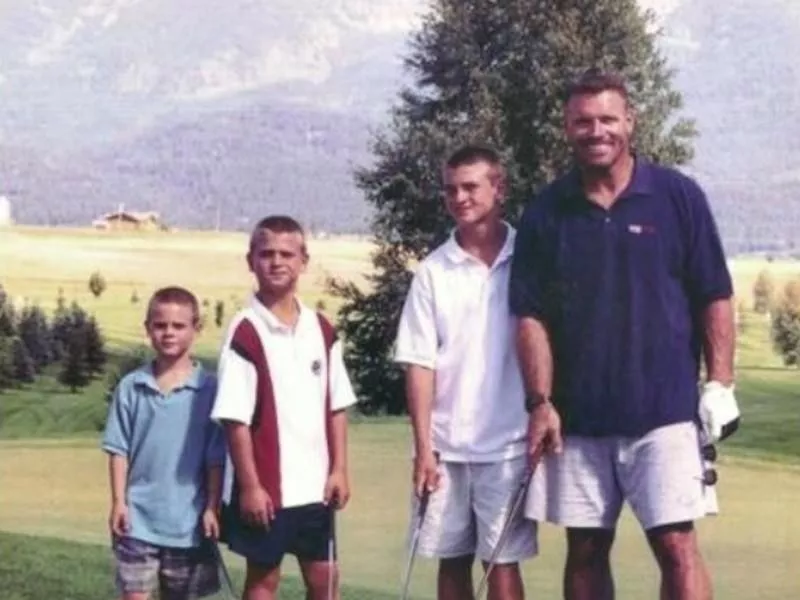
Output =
[
  {"x1": 2, "y1": 428, "x2": 800, "y2": 599},
  {"x1": 0, "y1": 531, "x2": 394, "y2": 600},
  {"x1": 0, "y1": 226, "x2": 373, "y2": 355}
]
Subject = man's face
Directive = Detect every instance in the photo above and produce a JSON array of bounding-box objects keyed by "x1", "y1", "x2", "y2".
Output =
[
  {"x1": 565, "y1": 90, "x2": 634, "y2": 169},
  {"x1": 247, "y1": 229, "x2": 307, "y2": 296},
  {"x1": 145, "y1": 302, "x2": 197, "y2": 359},
  {"x1": 442, "y1": 161, "x2": 504, "y2": 227}
]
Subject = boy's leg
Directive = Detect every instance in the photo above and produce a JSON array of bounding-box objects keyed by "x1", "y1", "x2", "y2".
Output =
[
  {"x1": 291, "y1": 503, "x2": 337, "y2": 600},
  {"x1": 224, "y1": 503, "x2": 293, "y2": 600},
  {"x1": 473, "y1": 456, "x2": 538, "y2": 600},
  {"x1": 525, "y1": 436, "x2": 623, "y2": 600},
  {"x1": 112, "y1": 536, "x2": 161, "y2": 600},
  {"x1": 410, "y1": 461, "x2": 475, "y2": 600},
  {"x1": 620, "y1": 421, "x2": 712, "y2": 600},
  {"x1": 244, "y1": 562, "x2": 283, "y2": 600},
  {"x1": 157, "y1": 540, "x2": 221, "y2": 600}
]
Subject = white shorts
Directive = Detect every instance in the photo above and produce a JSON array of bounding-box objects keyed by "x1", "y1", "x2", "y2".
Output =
[
  {"x1": 525, "y1": 421, "x2": 718, "y2": 531},
  {"x1": 408, "y1": 455, "x2": 538, "y2": 563}
]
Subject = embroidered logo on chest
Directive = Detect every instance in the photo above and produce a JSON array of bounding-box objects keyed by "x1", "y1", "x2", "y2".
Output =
[
  {"x1": 628, "y1": 224, "x2": 656, "y2": 235},
  {"x1": 311, "y1": 359, "x2": 322, "y2": 376}
]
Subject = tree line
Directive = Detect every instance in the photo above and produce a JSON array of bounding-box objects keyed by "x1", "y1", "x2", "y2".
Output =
[{"x1": 0, "y1": 285, "x2": 107, "y2": 393}]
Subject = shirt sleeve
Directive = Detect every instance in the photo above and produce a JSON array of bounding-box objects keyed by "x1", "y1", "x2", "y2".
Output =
[
  {"x1": 509, "y1": 202, "x2": 548, "y2": 320},
  {"x1": 203, "y1": 378, "x2": 227, "y2": 466},
  {"x1": 329, "y1": 339, "x2": 358, "y2": 411},
  {"x1": 682, "y1": 178, "x2": 734, "y2": 307},
  {"x1": 101, "y1": 384, "x2": 131, "y2": 457},
  {"x1": 393, "y1": 266, "x2": 438, "y2": 369},
  {"x1": 210, "y1": 348, "x2": 258, "y2": 426}
]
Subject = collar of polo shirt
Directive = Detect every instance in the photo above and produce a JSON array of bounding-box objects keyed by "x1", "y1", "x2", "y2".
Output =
[
  {"x1": 441, "y1": 220, "x2": 516, "y2": 267},
  {"x1": 249, "y1": 294, "x2": 311, "y2": 334},
  {"x1": 562, "y1": 155, "x2": 657, "y2": 204},
  {"x1": 133, "y1": 361, "x2": 207, "y2": 393}
]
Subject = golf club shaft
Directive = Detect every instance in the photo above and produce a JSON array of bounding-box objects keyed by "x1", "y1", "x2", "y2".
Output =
[
  {"x1": 475, "y1": 464, "x2": 535, "y2": 599},
  {"x1": 399, "y1": 491, "x2": 430, "y2": 600}
]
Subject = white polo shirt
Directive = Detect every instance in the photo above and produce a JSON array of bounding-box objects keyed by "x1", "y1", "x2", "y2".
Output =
[
  {"x1": 394, "y1": 224, "x2": 527, "y2": 463},
  {"x1": 211, "y1": 296, "x2": 358, "y2": 508}
]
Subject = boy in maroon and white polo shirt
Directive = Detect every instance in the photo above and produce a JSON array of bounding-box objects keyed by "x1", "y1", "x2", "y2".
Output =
[{"x1": 211, "y1": 215, "x2": 358, "y2": 600}]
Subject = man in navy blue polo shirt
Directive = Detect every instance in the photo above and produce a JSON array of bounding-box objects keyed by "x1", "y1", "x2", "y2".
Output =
[{"x1": 510, "y1": 69, "x2": 739, "y2": 600}]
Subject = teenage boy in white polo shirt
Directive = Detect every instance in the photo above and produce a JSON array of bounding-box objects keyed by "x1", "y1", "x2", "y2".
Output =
[
  {"x1": 211, "y1": 215, "x2": 358, "y2": 600},
  {"x1": 395, "y1": 145, "x2": 536, "y2": 600}
]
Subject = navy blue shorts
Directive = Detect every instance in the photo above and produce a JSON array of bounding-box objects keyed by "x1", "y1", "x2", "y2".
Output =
[{"x1": 222, "y1": 502, "x2": 336, "y2": 568}]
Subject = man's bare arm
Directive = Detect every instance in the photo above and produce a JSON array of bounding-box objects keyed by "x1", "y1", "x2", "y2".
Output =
[
  {"x1": 517, "y1": 317, "x2": 553, "y2": 401},
  {"x1": 205, "y1": 465, "x2": 223, "y2": 512},
  {"x1": 702, "y1": 298, "x2": 735, "y2": 385}
]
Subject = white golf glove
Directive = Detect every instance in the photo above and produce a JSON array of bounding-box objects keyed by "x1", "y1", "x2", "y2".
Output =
[{"x1": 699, "y1": 381, "x2": 740, "y2": 442}]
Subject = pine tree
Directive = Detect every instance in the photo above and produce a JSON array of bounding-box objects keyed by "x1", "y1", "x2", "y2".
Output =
[
  {"x1": 0, "y1": 337, "x2": 14, "y2": 391},
  {"x1": 58, "y1": 329, "x2": 91, "y2": 393},
  {"x1": 771, "y1": 277, "x2": 800, "y2": 368},
  {"x1": 0, "y1": 288, "x2": 16, "y2": 338},
  {"x1": 329, "y1": 0, "x2": 696, "y2": 414},
  {"x1": 83, "y1": 315, "x2": 107, "y2": 375},
  {"x1": 18, "y1": 305, "x2": 54, "y2": 371},
  {"x1": 11, "y1": 337, "x2": 35, "y2": 384}
]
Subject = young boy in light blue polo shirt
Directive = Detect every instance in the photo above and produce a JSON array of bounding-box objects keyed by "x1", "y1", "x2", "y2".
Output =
[{"x1": 102, "y1": 286, "x2": 226, "y2": 600}]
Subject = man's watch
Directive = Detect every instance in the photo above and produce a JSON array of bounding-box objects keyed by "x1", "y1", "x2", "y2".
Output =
[{"x1": 525, "y1": 393, "x2": 550, "y2": 413}]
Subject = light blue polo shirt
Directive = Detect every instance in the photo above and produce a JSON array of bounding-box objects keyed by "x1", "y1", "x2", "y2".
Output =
[{"x1": 101, "y1": 362, "x2": 226, "y2": 548}]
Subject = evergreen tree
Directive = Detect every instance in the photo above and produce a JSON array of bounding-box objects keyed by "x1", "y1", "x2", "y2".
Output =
[
  {"x1": 0, "y1": 286, "x2": 16, "y2": 338},
  {"x1": 58, "y1": 329, "x2": 91, "y2": 393},
  {"x1": 330, "y1": 0, "x2": 696, "y2": 414},
  {"x1": 84, "y1": 315, "x2": 108, "y2": 375},
  {"x1": 11, "y1": 337, "x2": 35, "y2": 384},
  {"x1": 18, "y1": 305, "x2": 54, "y2": 371},
  {"x1": 0, "y1": 336, "x2": 14, "y2": 391}
]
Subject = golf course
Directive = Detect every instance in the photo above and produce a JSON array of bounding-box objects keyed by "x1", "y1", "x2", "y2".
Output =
[{"x1": 1, "y1": 226, "x2": 799, "y2": 599}]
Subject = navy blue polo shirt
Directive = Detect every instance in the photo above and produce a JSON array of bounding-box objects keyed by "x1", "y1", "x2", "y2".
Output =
[{"x1": 509, "y1": 159, "x2": 733, "y2": 437}]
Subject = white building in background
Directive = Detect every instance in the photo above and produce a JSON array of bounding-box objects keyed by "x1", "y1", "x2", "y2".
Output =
[{"x1": 0, "y1": 195, "x2": 11, "y2": 226}]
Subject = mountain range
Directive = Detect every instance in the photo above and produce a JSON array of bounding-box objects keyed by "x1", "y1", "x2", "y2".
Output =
[{"x1": 0, "y1": 0, "x2": 797, "y2": 252}]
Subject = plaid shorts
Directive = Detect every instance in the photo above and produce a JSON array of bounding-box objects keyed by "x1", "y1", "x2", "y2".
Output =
[{"x1": 113, "y1": 535, "x2": 221, "y2": 600}]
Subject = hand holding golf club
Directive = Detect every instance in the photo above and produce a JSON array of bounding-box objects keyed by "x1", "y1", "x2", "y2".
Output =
[
  {"x1": 109, "y1": 501, "x2": 130, "y2": 537},
  {"x1": 527, "y1": 400, "x2": 563, "y2": 467},
  {"x1": 239, "y1": 484, "x2": 274, "y2": 528},
  {"x1": 699, "y1": 380, "x2": 740, "y2": 443},
  {"x1": 413, "y1": 449, "x2": 441, "y2": 498},
  {"x1": 202, "y1": 507, "x2": 220, "y2": 540},
  {"x1": 324, "y1": 469, "x2": 350, "y2": 510}
]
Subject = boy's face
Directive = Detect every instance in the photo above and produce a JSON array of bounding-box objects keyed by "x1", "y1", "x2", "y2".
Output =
[
  {"x1": 145, "y1": 302, "x2": 198, "y2": 360},
  {"x1": 442, "y1": 161, "x2": 504, "y2": 228},
  {"x1": 247, "y1": 229, "x2": 308, "y2": 296}
]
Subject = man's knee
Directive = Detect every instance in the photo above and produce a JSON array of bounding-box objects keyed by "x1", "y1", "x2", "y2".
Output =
[
  {"x1": 647, "y1": 521, "x2": 700, "y2": 569},
  {"x1": 566, "y1": 528, "x2": 616, "y2": 567},
  {"x1": 439, "y1": 554, "x2": 474, "y2": 577}
]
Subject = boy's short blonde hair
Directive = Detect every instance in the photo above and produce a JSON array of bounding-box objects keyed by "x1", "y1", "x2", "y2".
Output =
[{"x1": 146, "y1": 286, "x2": 200, "y2": 325}]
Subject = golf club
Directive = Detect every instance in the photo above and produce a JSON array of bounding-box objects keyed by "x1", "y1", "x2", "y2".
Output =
[
  {"x1": 474, "y1": 462, "x2": 536, "y2": 599},
  {"x1": 328, "y1": 503, "x2": 337, "y2": 600},
  {"x1": 211, "y1": 541, "x2": 238, "y2": 600},
  {"x1": 399, "y1": 487, "x2": 431, "y2": 600}
]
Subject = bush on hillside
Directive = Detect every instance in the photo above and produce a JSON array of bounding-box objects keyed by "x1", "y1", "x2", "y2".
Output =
[
  {"x1": 88, "y1": 271, "x2": 107, "y2": 299},
  {"x1": 753, "y1": 269, "x2": 776, "y2": 315},
  {"x1": 771, "y1": 277, "x2": 800, "y2": 367}
]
